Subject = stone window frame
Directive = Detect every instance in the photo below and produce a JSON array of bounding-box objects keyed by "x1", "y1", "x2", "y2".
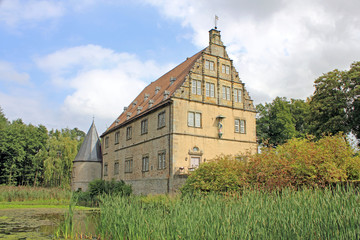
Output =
[
  {"x1": 125, "y1": 157, "x2": 133, "y2": 173},
  {"x1": 205, "y1": 82, "x2": 215, "y2": 98},
  {"x1": 234, "y1": 88, "x2": 242, "y2": 103},
  {"x1": 141, "y1": 119, "x2": 148, "y2": 135},
  {"x1": 205, "y1": 60, "x2": 215, "y2": 71},
  {"x1": 114, "y1": 131, "x2": 120, "y2": 144},
  {"x1": 158, "y1": 150, "x2": 166, "y2": 170},
  {"x1": 188, "y1": 111, "x2": 202, "y2": 128},
  {"x1": 235, "y1": 119, "x2": 246, "y2": 134},
  {"x1": 114, "y1": 161, "x2": 119, "y2": 175},
  {"x1": 104, "y1": 163, "x2": 108, "y2": 176},
  {"x1": 142, "y1": 154, "x2": 149, "y2": 172},
  {"x1": 105, "y1": 136, "x2": 109, "y2": 148},
  {"x1": 126, "y1": 126, "x2": 132, "y2": 140},
  {"x1": 192, "y1": 80, "x2": 202, "y2": 95},
  {"x1": 158, "y1": 111, "x2": 166, "y2": 129}
]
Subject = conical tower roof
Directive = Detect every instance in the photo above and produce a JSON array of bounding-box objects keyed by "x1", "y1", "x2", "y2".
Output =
[{"x1": 74, "y1": 121, "x2": 102, "y2": 162}]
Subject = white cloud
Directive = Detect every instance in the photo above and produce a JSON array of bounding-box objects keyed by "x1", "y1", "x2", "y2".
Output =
[
  {"x1": 0, "y1": 61, "x2": 30, "y2": 84},
  {"x1": 36, "y1": 45, "x2": 174, "y2": 132},
  {"x1": 0, "y1": 0, "x2": 65, "y2": 27},
  {"x1": 144, "y1": 0, "x2": 360, "y2": 103}
]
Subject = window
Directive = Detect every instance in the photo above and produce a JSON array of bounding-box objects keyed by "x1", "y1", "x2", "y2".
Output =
[
  {"x1": 141, "y1": 119, "x2": 148, "y2": 135},
  {"x1": 234, "y1": 89, "x2": 242, "y2": 102},
  {"x1": 192, "y1": 80, "x2": 201, "y2": 95},
  {"x1": 114, "y1": 161, "x2": 119, "y2": 175},
  {"x1": 205, "y1": 60, "x2": 214, "y2": 71},
  {"x1": 222, "y1": 86, "x2": 231, "y2": 100},
  {"x1": 222, "y1": 64, "x2": 230, "y2": 74},
  {"x1": 115, "y1": 131, "x2": 120, "y2": 144},
  {"x1": 158, "y1": 111, "x2": 166, "y2": 128},
  {"x1": 158, "y1": 151, "x2": 166, "y2": 169},
  {"x1": 105, "y1": 136, "x2": 109, "y2": 148},
  {"x1": 226, "y1": 87, "x2": 230, "y2": 100},
  {"x1": 125, "y1": 158, "x2": 133, "y2": 173},
  {"x1": 206, "y1": 82, "x2": 215, "y2": 97},
  {"x1": 142, "y1": 155, "x2": 149, "y2": 172},
  {"x1": 126, "y1": 126, "x2": 132, "y2": 140},
  {"x1": 104, "y1": 163, "x2": 108, "y2": 176},
  {"x1": 235, "y1": 119, "x2": 246, "y2": 134},
  {"x1": 188, "y1": 111, "x2": 201, "y2": 128},
  {"x1": 240, "y1": 120, "x2": 246, "y2": 134}
]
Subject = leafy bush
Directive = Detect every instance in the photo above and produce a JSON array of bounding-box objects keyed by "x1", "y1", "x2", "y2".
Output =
[
  {"x1": 75, "y1": 179, "x2": 132, "y2": 206},
  {"x1": 182, "y1": 134, "x2": 360, "y2": 193}
]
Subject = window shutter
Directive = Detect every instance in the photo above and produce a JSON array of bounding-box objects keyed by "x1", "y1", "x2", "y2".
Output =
[
  {"x1": 188, "y1": 112, "x2": 194, "y2": 127},
  {"x1": 240, "y1": 120, "x2": 246, "y2": 133},
  {"x1": 235, "y1": 119, "x2": 239, "y2": 132},
  {"x1": 210, "y1": 83, "x2": 215, "y2": 97},
  {"x1": 226, "y1": 87, "x2": 230, "y2": 100},
  {"x1": 197, "y1": 81, "x2": 201, "y2": 95},
  {"x1": 192, "y1": 80, "x2": 196, "y2": 94},
  {"x1": 195, "y1": 113, "x2": 201, "y2": 128}
]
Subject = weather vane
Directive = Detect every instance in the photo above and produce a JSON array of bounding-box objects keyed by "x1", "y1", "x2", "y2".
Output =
[{"x1": 215, "y1": 15, "x2": 219, "y2": 29}]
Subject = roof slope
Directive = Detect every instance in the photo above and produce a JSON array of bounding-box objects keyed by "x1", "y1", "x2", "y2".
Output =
[
  {"x1": 104, "y1": 49, "x2": 204, "y2": 134},
  {"x1": 74, "y1": 121, "x2": 102, "y2": 162}
]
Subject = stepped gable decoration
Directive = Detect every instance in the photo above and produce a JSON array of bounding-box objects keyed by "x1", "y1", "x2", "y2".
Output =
[
  {"x1": 104, "y1": 50, "x2": 205, "y2": 134},
  {"x1": 74, "y1": 121, "x2": 102, "y2": 162}
]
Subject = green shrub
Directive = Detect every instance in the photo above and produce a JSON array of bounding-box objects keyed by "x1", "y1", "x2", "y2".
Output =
[
  {"x1": 75, "y1": 179, "x2": 132, "y2": 206},
  {"x1": 182, "y1": 134, "x2": 360, "y2": 193}
]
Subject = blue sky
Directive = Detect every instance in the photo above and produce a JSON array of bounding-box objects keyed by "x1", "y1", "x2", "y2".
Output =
[{"x1": 1, "y1": 0, "x2": 360, "y2": 134}]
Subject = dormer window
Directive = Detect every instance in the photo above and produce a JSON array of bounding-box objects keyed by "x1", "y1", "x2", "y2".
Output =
[
  {"x1": 164, "y1": 90, "x2": 170, "y2": 100},
  {"x1": 155, "y1": 86, "x2": 161, "y2": 95},
  {"x1": 137, "y1": 106, "x2": 143, "y2": 114},
  {"x1": 170, "y1": 77, "x2": 176, "y2": 85},
  {"x1": 144, "y1": 94, "x2": 149, "y2": 101},
  {"x1": 126, "y1": 112, "x2": 132, "y2": 120},
  {"x1": 132, "y1": 101, "x2": 137, "y2": 107},
  {"x1": 148, "y1": 100, "x2": 154, "y2": 108},
  {"x1": 123, "y1": 107, "x2": 128, "y2": 112}
]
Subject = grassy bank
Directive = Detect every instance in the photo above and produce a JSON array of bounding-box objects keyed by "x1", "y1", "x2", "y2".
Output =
[
  {"x1": 97, "y1": 187, "x2": 360, "y2": 239},
  {"x1": 0, "y1": 185, "x2": 71, "y2": 202}
]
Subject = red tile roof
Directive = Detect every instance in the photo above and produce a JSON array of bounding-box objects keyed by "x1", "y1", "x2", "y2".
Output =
[{"x1": 103, "y1": 49, "x2": 204, "y2": 135}]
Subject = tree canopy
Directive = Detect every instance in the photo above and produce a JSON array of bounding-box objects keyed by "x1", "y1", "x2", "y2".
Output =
[{"x1": 0, "y1": 108, "x2": 85, "y2": 188}]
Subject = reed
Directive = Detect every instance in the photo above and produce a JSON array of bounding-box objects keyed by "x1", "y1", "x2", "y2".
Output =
[
  {"x1": 96, "y1": 186, "x2": 360, "y2": 239},
  {"x1": 0, "y1": 185, "x2": 71, "y2": 202}
]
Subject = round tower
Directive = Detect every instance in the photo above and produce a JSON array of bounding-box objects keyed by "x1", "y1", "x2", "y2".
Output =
[{"x1": 72, "y1": 121, "x2": 102, "y2": 191}]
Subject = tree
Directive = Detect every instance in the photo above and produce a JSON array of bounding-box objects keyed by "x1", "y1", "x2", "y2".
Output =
[
  {"x1": 347, "y1": 62, "x2": 360, "y2": 142},
  {"x1": 308, "y1": 61, "x2": 360, "y2": 144},
  {"x1": 256, "y1": 97, "x2": 309, "y2": 147}
]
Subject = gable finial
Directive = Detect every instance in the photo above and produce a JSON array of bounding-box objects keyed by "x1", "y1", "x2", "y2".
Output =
[{"x1": 215, "y1": 15, "x2": 219, "y2": 29}]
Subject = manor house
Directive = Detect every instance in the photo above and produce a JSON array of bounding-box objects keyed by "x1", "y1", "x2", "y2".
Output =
[{"x1": 96, "y1": 28, "x2": 257, "y2": 194}]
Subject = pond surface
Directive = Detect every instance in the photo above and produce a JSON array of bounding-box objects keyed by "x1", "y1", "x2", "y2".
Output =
[{"x1": 0, "y1": 208, "x2": 98, "y2": 239}]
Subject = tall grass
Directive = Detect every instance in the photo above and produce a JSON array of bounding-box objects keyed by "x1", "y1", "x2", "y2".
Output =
[
  {"x1": 97, "y1": 186, "x2": 360, "y2": 239},
  {"x1": 0, "y1": 185, "x2": 71, "y2": 202}
]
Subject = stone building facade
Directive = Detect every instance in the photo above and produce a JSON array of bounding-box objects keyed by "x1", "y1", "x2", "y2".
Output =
[{"x1": 100, "y1": 28, "x2": 257, "y2": 194}]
